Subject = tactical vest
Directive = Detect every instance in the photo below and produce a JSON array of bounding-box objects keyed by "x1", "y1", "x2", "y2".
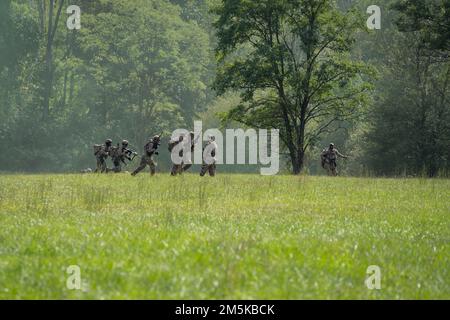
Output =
[{"x1": 145, "y1": 141, "x2": 155, "y2": 156}]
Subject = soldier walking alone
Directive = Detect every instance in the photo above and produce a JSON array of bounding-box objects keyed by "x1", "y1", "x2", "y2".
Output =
[{"x1": 320, "y1": 143, "x2": 348, "y2": 176}]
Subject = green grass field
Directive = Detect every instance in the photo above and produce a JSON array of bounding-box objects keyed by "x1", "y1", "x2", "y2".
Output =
[{"x1": 0, "y1": 174, "x2": 448, "y2": 299}]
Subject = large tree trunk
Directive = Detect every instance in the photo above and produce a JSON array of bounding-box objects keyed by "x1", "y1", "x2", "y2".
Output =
[
  {"x1": 297, "y1": 149, "x2": 305, "y2": 173},
  {"x1": 290, "y1": 151, "x2": 300, "y2": 175},
  {"x1": 289, "y1": 143, "x2": 306, "y2": 175},
  {"x1": 290, "y1": 100, "x2": 308, "y2": 175}
]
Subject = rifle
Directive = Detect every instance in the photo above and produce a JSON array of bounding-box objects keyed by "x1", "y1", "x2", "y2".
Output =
[
  {"x1": 124, "y1": 148, "x2": 138, "y2": 161},
  {"x1": 111, "y1": 143, "x2": 138, "y2": 165}
]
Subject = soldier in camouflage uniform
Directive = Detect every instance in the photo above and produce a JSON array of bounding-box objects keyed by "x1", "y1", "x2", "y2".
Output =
[
  {"x1": 169, "y1": 134, "x2": 185, "y2": 176},
  {"x1": 131, "y1": 135, "x2": 161, "y2": 176},
  {"x1": 200, "y1": 136, "x2": 218, "y2": 177},
  {"x1": 321, "y1": 143, "x2": 348, "y2": 176},
  {"x1": 182, "y1": 131, "x2": 198, "y2": 173},
  {"x1": 110, "y1": 140, "x2": 134, "y2": 173},
  {"x1": 94, "y1": 139, "x2": 113, "y2": 173}
]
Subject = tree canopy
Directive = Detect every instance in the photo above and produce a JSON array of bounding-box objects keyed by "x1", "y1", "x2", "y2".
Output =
[
  {"x1": 213, "y1": 0, "x2": 374, "y2": 173},
  {"x1": 0, "y1": 0, "x2": 448, "y2": 176}
]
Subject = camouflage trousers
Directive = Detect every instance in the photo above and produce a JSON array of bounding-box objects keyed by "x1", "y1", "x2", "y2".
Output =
[
  {"x1": 171, "y1": 163, "x2": 183, "y2": 176},
  {"x1": 132, "y1": 154, "x2": 156, "y2": 176},
  {"x1": 171, "y1": 162, "x2": 194, "y2": 175},
  {"x1": 108, "y1": 158, "x2": 122, "y2": 173},
  {"x1": 323, "y1": 159, "x2": 337, "y2": 176},
  {"x1": 95, "y1": 156, "x2": 108, "y2": 173},
  {"x1": 200, "y1": 162, "x2": 216, "y2": 177}
]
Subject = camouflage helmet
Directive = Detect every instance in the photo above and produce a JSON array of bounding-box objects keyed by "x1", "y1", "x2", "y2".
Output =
[
  {"x1": 152, "y1": 135, "x2": 161, "y2": 141},
  {"x1": 329, "y1": 143, "x2": 335, "y2": 148},
  {"x1": 105, "y1": 139, "x2": 113, "y2": 145},
  {"x1": 122, "y1": 140, "x2": 129, "y2": 146}
]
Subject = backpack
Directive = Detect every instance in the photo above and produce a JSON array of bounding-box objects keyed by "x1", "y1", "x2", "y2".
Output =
[
  {"x1": 93, "y1": 144, "x2": 103, "y2": 156},
  {"x1": 109, "y1": 145, "x2": 120, "y2": 159},
  {"x1": 144, "y1": 141, "x2": 155, "y2": 155}
]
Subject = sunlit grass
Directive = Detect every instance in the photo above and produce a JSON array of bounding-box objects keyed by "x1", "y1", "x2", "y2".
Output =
[{"x1": 0, "y1": 173, "x2": 448, "y2": 299}]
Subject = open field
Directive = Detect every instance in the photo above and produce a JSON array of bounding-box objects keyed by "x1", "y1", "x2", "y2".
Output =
[{"x1": 0, "y1": 174, "x2": 448, "y2": 299}]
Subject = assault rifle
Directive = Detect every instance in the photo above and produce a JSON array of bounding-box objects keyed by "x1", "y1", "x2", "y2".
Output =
[{"x1": 124, "y1": 148, "x2": 138, "y2": 161}]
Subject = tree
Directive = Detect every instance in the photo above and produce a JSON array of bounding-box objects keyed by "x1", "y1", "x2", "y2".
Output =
[
  {"x1": 38, "y1": 0, "x2": 66, "y2": 121},
  {"x1": 360, "y1": 0, "x2": 450, "y2": 176},
  {"x1": 0, "y1": 0, "x2": 214, "y2": 172},
  {"x1": 392, "y1": 0, "x2": 450, "y2": 52},
  {"x1": 213, "y1": 0, "x2": 374, "y2": 174},
  {"x1": 75, "y1": 0, "x2": 211, "y2": 146},
  {"x1": 0, "y1": 0, "x2": 39, "y2": 122}
]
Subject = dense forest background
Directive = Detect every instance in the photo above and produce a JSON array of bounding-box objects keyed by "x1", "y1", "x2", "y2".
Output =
[{"x1": 0, "y1": 0, "x2": 448, "y2": 176}]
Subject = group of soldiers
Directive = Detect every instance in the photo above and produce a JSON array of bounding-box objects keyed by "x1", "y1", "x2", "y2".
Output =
[
  {"x1": 93, "y1": 133, "x2": 218, "y2": 177},
  {"x1": 93, "y1": 135, "x2": 346, "y2": 176},
  {"x1": 93, "y1": 139, "x2": 137, "y2": 174}
]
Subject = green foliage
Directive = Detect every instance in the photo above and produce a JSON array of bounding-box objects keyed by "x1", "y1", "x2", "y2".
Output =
[
  {"x1": 347, "y1": 0, "x2": 450, "y2": 177},
  {"x1": 392, "y1": 0, "x2": 450, "y2": 51},
  {"x1": 0, "y1": 0, "x2": 214, "y2": 171},
  {"x1": 213, "y1": 0, "x2": 375, "y2": 174},
  {"x1": 0, "y1": 0, "x2": 448, "y2": 176}
]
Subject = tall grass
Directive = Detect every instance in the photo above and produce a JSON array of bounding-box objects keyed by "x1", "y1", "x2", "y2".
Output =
[{"x1": 0, "y1": 174, "x2": 448, "y2": 299}]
